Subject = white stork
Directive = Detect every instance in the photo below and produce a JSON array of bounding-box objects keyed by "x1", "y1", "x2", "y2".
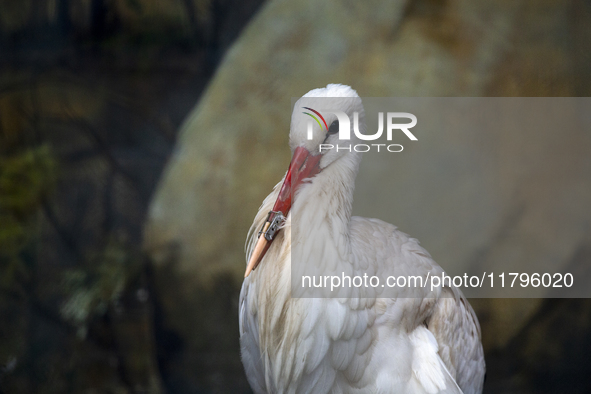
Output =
[{"x1": 239, "y1": 84, "x2": 485, "y2": 393}]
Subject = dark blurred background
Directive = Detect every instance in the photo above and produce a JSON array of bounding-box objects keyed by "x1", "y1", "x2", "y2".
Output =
[
  {"x1": 1, "y1": 0, "x2": 591, "y2": 393},
  {"x1": 0, "y1": 0, "x2": 263, "y2": 392}
]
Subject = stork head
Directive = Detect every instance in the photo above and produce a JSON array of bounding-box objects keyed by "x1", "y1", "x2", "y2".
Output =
[
  {"x1": 244, "y1": 84, "x2": 364, "y2": 277},
  {"x1": 289, "y1": 84, "x2": 364, "y2": 169}
]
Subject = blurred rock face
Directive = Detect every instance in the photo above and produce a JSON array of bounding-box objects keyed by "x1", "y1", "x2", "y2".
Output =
[
  {"x1": 145, "y1": 0, "x2": 591, "y2": 282},
  {"x1": 144, "y1": 0, "x2": 490, "y2": 282},
  {"x1": 144, "y1": 0, "x2": 591, "y2": 392}
]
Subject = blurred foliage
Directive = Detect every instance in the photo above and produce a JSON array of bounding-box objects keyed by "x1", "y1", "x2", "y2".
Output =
[
  {"x1": 60, "y1": 236, "x2": 138, "y2": 338},
  {"x1": 0, "y1": 0, "x2": 264, "y2": 392},
  {"x1": 0, "y1": 145, "x2": 56, "y2": 290},
  {"x1": 0, "y1": 118, "x2": 163, "y2": 393},
  {"x1": 0, "y1": 81, "x2": 166, "y2": 392}
]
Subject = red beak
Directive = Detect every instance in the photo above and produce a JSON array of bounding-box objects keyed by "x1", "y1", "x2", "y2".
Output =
[{"x1": 244, "y1": 146, "x2": 322, "y2": 277}]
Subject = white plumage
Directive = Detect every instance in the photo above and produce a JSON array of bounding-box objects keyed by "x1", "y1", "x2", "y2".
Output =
[{"x1": 239, "y1": 84, "x2": 485, "y2": 393}]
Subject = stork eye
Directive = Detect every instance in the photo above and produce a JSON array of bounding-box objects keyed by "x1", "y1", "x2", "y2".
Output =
[{"x1": 328, "y1": 120, "x2": 339, "y2": 135}]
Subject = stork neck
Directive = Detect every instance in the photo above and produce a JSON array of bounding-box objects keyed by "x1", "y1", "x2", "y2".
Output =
[{"x1": 290, "y1": 153, "x2": 361, "y2": 260}]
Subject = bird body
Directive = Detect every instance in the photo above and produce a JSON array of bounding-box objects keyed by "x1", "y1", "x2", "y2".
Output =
[{"x1": 239, "y1": 85, "x2": 485, "y2": 393}]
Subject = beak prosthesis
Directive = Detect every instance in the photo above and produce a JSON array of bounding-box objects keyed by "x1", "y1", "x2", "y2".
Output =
[{"x1": 244, "y1": 146, "x2": 322, "y2": 277}]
